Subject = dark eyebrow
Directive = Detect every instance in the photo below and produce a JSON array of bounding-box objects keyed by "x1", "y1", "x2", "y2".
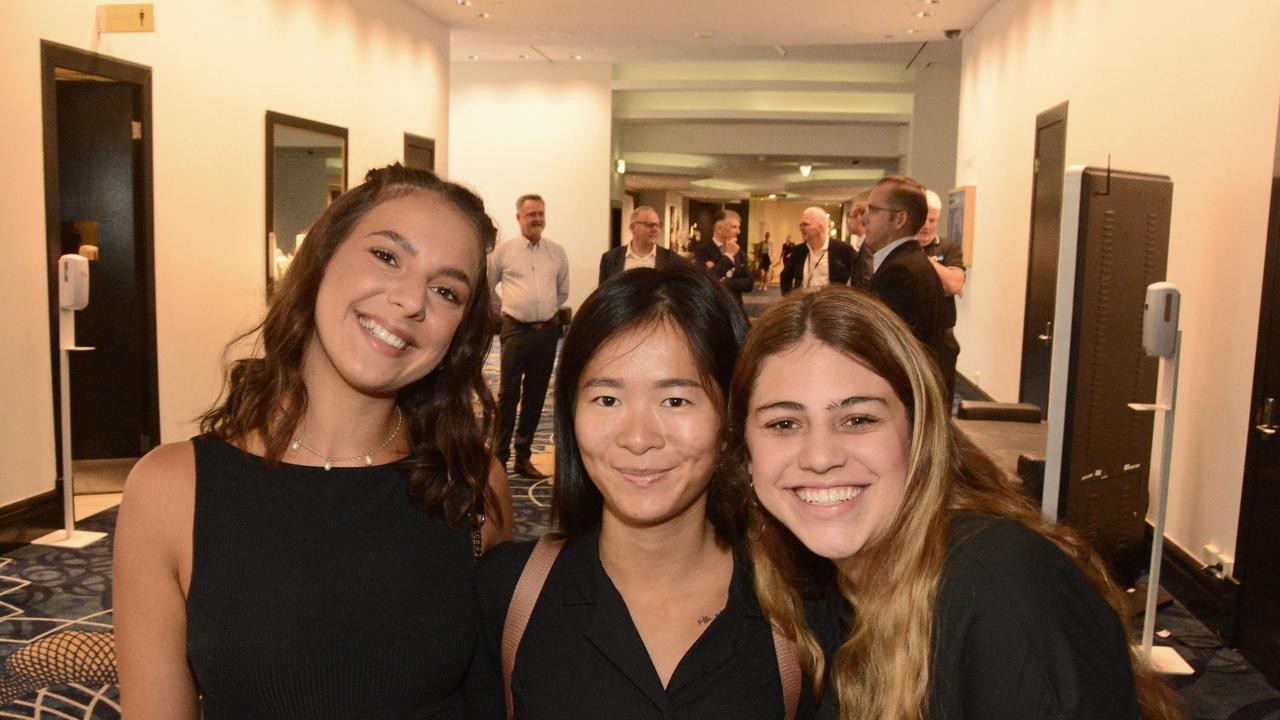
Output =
[
  {"x1": 369, "y1": 229, "x2": 419, "y2": 255},
  {"x1": 754, "y1": 396, "x2": 887, "y2": 414},
  {"x1": 657, "y1": 378, "x2": 703, "y2": 390},
  {"x1": 581, "y1": 377, "x2": 704, "y2": 391},
  {"x1": 581, "y1": 378, "x2": 622, "y2": 390},
  {"x1": 828, "y1": 395, "x2": 888, "y2": 411}
]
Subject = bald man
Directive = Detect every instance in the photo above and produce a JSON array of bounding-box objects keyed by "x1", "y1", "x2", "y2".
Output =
[{"x1": 779, "y1": 206, "x2": 856, "y2": 294}]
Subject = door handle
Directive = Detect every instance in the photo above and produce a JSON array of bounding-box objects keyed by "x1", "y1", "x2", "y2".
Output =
[
  {"x1": 1257, "y1": 397, "x2": 1279, "y2": 438},
  {"x1": 1037, "y1": 321, "x2": 1053, "y2": 344}
]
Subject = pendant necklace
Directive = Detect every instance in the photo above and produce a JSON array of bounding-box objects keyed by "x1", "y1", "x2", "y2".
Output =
[{"x1": 290, "y1": 405, "x2": 403, "y2": 471}]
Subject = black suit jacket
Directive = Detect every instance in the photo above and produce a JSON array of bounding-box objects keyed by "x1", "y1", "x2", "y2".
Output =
[
  {"x1": 779, "y1": 239, "x2": 857, "y2": 294},
  {"x1": 598, "y1": 244, "x2": 681, "y2": 286},
  {"x1": 693, "y1": 239, "x2": 752, "y2": 306},
  {"x1": 470, "y1": 528, "x2": 833, "y2": 719},
  {"x1": 869, "y1": 239, "x2": 946, "y2": 362}
]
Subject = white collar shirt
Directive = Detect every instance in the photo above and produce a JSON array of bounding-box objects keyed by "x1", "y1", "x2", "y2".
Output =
[
  {"x1": 802, "y1": 238, "x2": 831, "y2": 289},
  {"x1": 487, "y1": 235, "x2": 570, "y2": 323},
  {"x1": 872, "y1": 236, "x2": 918, "y2": 274},
  {"x1": 623, "y1": 242, "x2": 658, "y2": 272}
]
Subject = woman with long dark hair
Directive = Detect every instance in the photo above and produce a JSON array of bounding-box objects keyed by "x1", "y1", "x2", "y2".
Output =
[
  {"x1": 114, "y1": 164, "x2": 509, "y2": 718},
  {"x1": 726, "y1": 286, "x2": 1186, "y2": 719},
  {"x1": 471, "y1": 263, "x2": 836, "y2": 719}
]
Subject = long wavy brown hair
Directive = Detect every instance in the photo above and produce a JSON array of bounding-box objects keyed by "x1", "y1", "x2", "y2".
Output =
[
  {"x1": 200, "y1": 164, "x2": 499, "y2": 526},
  {"x1": 724, "y1": 286, "x2": 1185, "y2": 719}
]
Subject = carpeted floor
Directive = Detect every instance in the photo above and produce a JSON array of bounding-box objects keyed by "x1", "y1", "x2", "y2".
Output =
[{"x1": 1, "y1": 310, "x2": 1277, "y2": 718}]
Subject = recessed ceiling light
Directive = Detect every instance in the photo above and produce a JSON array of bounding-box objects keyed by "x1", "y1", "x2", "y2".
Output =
[
  {"x1": 914, "y1": 10, "x2": 934, "y2": 17},
  {"x1": 570, "y1": 54, "x2": 582, "y2": 60},
  {"x1": 799, "y1": 164, "x2": 812, "y2": 177},
  {"x1": 517, "y1": 53, "x2": 528, "y2": 59},
  {"x1": 467, "y1": 55, "x2": 479, "y2": 60},
  {"x1": 768, "y1": 194, "x2": 777, "y2": 200},
  {"x1": 905, "y1": 28, "x2": 918, "y2": 34},
  {"x1": 922, "y1": 0, "x2": 942, "y2": 4},
  {"x1": 475, "y1": 11, "x2": 491, "y2": 18},
  {"x1": 456, "y1": 0, "x2": 471, "y2": 5}
]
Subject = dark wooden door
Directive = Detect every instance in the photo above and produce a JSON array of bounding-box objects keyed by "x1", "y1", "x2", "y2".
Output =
[
  {"x1": 1019, "y1": 103, "x2": 1068, "y2": 418},
  {"x1": 56, "y1": 81, "x2": 150, "y2": 459},
  {"x1": 1233, "y1": 177, "x2": 1280, "y2": 686}
]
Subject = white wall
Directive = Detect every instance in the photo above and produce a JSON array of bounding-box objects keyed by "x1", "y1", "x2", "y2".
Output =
[
  {"x1": 956, "y1": 0, "x2": 1280, "y2": 562},
  {"x1": 1, "y1": 0, "x2": 450, "y2": 508},
  {"x1": 448, "y1": 62, "x2": 612, "y2": 310}
]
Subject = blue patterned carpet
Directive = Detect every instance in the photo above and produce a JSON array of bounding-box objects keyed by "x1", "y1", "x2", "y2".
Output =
[{"x1": 1, "y1": 331, "x2": 1277, "y2": 718}]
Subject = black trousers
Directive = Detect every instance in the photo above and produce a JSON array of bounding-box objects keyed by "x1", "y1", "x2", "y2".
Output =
[
  {"x1": 496, "y1": 315, "x2": 559, "y2": 464},
  {"x1": 940, "y1": 328, "x2": 961, "y2": 402}
]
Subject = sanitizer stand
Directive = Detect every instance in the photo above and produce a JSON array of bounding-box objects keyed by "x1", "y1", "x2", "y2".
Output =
[
  {"x1": 32, "y1": 255, "x2": 106, "y2": 549},
  {"x1": 1127, "y1": 282, "x2": 1193, "y2": 675}
]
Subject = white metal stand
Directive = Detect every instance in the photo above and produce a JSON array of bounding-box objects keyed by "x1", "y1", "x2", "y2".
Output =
[
  {"x1": 1127, "y1": 330, "x2": 1193, "y2": 675},
  {"x1": 32, "y1": 306, "x2": 105, "y2": 549}
]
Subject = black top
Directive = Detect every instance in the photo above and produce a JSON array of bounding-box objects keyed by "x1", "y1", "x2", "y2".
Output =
[
  {"x1": 186, "y1": 435, "x2": 481, "y2": 719},
  {"x1": 693, "y1": 238, "x2": 753, "y2": 308},
  {"x1": 930, "y1": 514, "x2": 1139, "y2": 719},
  {"x1": 471, "y1": 526, "x2": 842, "y2": 720},
  {"x1": 921, "y1": 236, "x2": 964, "y2": 329},
  {"x1": 598, "y1": 244, "x2": 684, "y2": 286}
]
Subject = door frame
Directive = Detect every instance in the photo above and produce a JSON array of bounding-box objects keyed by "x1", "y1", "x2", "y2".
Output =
[{"x1": 40, "y1": 40, "x2": 159, "y2": 477}]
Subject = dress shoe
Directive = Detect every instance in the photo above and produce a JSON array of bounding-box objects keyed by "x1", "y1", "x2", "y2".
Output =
[{"x1": 513, "y1": 458, "x2": 549, "y2": 479}]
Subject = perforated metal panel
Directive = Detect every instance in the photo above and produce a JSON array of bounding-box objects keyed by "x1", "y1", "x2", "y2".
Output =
[{"x1": 1058, "y1": 168, "x2": 1172, "y2": 572}]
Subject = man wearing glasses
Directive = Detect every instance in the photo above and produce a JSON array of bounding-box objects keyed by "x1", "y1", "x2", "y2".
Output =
[
  {"x1": 598, "y1": 206, "x2": 681, "y2": 285},
  {"x1": 779, "y1": 206, "x2": 857, "y2": 294},
  {"x1": 863, "y1": 176, "x2": 946, "y2": 365}
]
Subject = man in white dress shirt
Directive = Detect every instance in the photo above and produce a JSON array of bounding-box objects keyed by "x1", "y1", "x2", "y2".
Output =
[{"x1": 488, "y1": 194, "x2": 569, "y2": 478}]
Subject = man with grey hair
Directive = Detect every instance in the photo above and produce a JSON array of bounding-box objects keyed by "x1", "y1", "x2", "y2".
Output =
[
  {"x1": 488, "y1": 194, "x2": 569, "y2": 479},
  {"x1": 598, "y1": 206, "x2": 681, "y2": 285},
  {"x1": 917, "y1": 188, "x2": 966, "y2": 399},
  {"x1": 779, "y1": 206, "x2": 856, "y2": 294},
  {"x1": 694, "y1": 208, "x2": 753, "y2": 310}
]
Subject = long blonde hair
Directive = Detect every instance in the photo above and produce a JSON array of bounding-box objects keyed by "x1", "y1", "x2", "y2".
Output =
[{"x1": 724, "y1": 286, "x2": 1185, "y2": 719}]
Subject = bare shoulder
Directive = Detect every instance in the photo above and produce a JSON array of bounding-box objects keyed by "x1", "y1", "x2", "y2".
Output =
[{"x1": 122, "y1": 441, "x2": 196, "y2": 509}]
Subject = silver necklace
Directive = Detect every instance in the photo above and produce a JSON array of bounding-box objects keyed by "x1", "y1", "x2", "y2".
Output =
[{"x1": 289, "y1": 405, "x2": 403, "y2": 471}]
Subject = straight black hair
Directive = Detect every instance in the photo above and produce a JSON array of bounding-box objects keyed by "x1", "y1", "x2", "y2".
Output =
[{"x1": 552, "y1": 263, "x2": 749, "y2": 543}]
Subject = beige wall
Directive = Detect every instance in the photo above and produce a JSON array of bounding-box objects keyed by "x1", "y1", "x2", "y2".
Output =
[
  {"x1": 956, "y1": 0, "x2": 1280, "y2": 563},
  {"x1": 906, "y1": 59, "x2": 961, "y2": 200},
  {"x1": 448, "y1": 62, "x2": 613, "y2": 310},
  {"x1": 1, "y1": 0, "x2": 450, "y2": 508}
]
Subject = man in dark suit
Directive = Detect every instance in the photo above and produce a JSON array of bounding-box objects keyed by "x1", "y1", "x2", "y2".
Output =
[
  {"x1": 694, "y1": 209, "x2": 752, "y2": 309},
  {"x1": 598, "y1": 206, "x2": 681, "y2": 285},
  {"x1": 779, "y1": 207, "x2": 856, "y2": 294},
  {"x1": 863, "y1": 176, "x2": 946, "y2": 364}
]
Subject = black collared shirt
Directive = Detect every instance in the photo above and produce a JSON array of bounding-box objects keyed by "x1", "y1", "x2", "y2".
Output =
[{"x1": 470, "y1": 526, "x2": 838, "y2": 720}]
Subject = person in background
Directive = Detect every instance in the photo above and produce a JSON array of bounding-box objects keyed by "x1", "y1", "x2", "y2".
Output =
[
  {"x1": 917, "y1": 189, "x2": 966, "y2": 401},
  {"x1": 779, "y1": 207, "x2": 855, "y2": 295},
  {"x1": 729, "y1": 286, "x2": 1187, "y2": 720},
  {"x1": 489, "y1": 194, "x2": 569, "y2": 480},
  {"x1": 862, "y1": 176, "x2": 945, "y2": 366},
  {"x1": 115, "y1": 164, "x2": 510, "y2": 719},
  {"x1": 846, "y1": 200, "x2": 869, "y2": 250},
  {"x1": 599, "y1": 205, "x2": 682, "y2": 285},
  {"x1": 695, "y1": 209, "x2": 754, "y2": 311}
]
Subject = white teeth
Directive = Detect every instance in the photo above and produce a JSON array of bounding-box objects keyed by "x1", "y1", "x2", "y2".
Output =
[
  {"x1": 794, "y1": 486, "x2": 863, "y2": 505},
  {"x1": 358, "y1": 316, "x2": 407, "y2": 350}
]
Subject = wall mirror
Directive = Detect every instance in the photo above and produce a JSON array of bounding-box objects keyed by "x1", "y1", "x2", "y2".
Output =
[{"x1": 265, "y1": 111, "x2": 347, "y2": 291}]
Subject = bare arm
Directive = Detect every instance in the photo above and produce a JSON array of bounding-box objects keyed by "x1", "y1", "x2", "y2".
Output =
[
  {"x1": 113, "y1": 442, "x2": 199, "y2": 720},
  {"x1": 480, "y1": 458, "x2": 514, "y2": 552},
  {"x1": 929, "y1": 257, "x2": 966, "y2": 296}
]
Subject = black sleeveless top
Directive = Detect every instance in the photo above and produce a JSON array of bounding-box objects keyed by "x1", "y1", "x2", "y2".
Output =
[{"x1": 186, "y1": 435, "x2": 477, "y2": 719}]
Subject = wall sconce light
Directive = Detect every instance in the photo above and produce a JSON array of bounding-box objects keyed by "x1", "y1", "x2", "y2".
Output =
[
  {"x1": 799, "y1": 164, "x2": 812, "y2": 177},
  {"x1": 616, "y1": 158, "x2": 626, "y2": 174}
]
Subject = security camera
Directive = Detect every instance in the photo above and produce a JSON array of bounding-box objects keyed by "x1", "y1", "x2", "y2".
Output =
[{"x1": 944, "y1": 29, "x2": 961, "y2": 39}]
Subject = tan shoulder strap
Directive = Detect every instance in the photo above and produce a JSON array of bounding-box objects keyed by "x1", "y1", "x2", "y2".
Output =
[
  {"x1": 501, "y1": 534, "x2": 565, "y2": 720},
  {"x1": 772, "y1": 624, "x2": 802, "y2": 720}
]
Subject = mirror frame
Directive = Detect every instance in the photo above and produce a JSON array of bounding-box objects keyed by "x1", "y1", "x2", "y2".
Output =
[{"x1": 264, "y1": 110, "x2": 348, "y2": 293}]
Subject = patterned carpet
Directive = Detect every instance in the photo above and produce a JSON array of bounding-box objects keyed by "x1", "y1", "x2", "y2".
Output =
[{"x1": 1, "y1": 327, "x2": 1277, "y2": 717}]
